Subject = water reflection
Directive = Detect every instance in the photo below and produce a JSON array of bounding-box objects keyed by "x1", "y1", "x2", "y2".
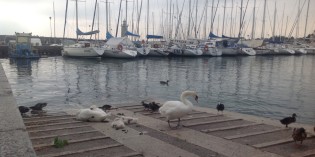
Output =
[
  {"x1": 9, "y1": 58, "x2": 38, "y2": 76},
  {"x1": 1, "y1": 56, "x2": 315, "y2": 124}
]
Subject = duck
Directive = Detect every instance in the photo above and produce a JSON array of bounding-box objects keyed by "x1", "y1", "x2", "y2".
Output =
[
  {"x1": 18, "y1": 106, "x2": 30, "y2": 115},
  {"x1": 280, "y1": 113, "x2": 297, "y2": 128},
  {"x1": 76, "y1": 105, "x2": 111, "y2": 122},
  {"x1": 159, "y1": 90, "x2": 198, "y2": 129},
  {"x1": 216, "y1": 102, "x2": 224, "y2": 114},
  {"x1": 292, "y1": 127, "x2": 307, "y2": 144},
  {"x1": 119, "y1": 116, "x2": 138, "y2": 124},
  {"x1": 98, "y1": 104, "x2": 112, "y2": 112},
  {"x1": 30, "y1": 102, "x2": 47, "y2": 111},
  {"x1": 160, "y1": 80, "x2": 169, "y2": 86}
]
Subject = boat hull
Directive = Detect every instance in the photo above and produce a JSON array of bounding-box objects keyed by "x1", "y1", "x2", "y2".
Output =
[
  {"x1": 102, "y1": 49, "x2": 137, "y2": 58},
  {"x1": 62, "y1": 47, "x2": 101, "y2": 57}
]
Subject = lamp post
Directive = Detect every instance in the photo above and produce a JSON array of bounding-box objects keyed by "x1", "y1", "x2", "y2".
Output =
[{"x1": 49, "y1": 16, "x2": 52, "y2": 44}]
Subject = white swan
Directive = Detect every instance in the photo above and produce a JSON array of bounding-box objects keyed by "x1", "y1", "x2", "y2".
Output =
[
  {"x1": 159, "y1": 90, "x2": 198, "y2": 128},
  {"x1": 76, "y1": 105, "x2": 111, "y2": 122}
]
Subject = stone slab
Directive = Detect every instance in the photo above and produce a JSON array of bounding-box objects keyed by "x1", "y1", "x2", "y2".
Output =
[{"x1": 0, "y1": 130, "x2": 36, "y2": 157}]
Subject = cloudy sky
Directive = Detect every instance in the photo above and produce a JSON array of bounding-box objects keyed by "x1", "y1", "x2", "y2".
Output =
[{"x1": 0, "y1": 0, "x2": 314, "y2": 39}]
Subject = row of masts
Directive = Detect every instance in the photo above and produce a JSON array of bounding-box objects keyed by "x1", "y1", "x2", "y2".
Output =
[{"x1": 64, "y1": 0, "x2": 312, "y2": 41}]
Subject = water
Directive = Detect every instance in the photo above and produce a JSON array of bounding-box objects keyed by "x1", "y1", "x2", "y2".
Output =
[{"x1": 1, "y1": 56, "x2": 315, "y2": 124}]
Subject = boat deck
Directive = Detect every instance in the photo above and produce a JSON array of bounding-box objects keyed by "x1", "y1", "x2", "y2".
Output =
[{"x1": 22, "y1": 103, "x2": 315, "y2": 157}]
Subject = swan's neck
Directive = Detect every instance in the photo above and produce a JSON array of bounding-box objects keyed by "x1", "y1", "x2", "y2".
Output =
[{"x1": 180, "y1": 95, "x2": 193, "y2": 107}]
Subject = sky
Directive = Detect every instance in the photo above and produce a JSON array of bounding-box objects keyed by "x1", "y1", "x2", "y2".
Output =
[{"x1": 0, "y1": 0, "x2": 314, "y2": 40}]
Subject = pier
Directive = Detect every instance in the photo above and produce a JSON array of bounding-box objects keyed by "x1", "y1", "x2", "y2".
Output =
[{"x1": 1, "y1": 62, "x2": 315, "y2": 157}]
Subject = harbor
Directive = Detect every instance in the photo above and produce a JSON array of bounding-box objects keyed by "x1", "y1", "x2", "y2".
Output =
[{"x1": 1, "y1": 0, "x2": 315, "y2": 156}]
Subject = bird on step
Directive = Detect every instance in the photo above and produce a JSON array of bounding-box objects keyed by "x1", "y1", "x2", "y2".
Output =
[
  {"x1": 292, "y1": 127, "x2": 307, "y2": 144},
  {"x1": 280, "y1": 113, "x2": 297, "y2": 128},
  {"x1": 30, "y1": 102, "x2": 47, "y2": 111},
  {"x1": 159, "y1": 90, "x2": 198, "y2": 129},
  {"x1": 18, "y1": 106, "x2": 30, "y2": 115},
  {"x1": 216, "y1": 102, "x2": 224, "y2": 114},
  {"x1": 160, "y1": 80, "x2": 169, "y2": 86},
  {"x1": 99, "y1": 104, "x2": 112, "y2": 112}
]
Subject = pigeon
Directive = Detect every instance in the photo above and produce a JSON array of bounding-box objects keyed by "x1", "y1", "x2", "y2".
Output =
[
  {"x1": 280, "y1": 113, "x2": 296, "y2": 128},
  {"x1": 30, "y1": 103, "x2": 47, "y2": 111},
  {"x1": 216, "y1": 102, "x2": 224, "y2": 114},
  {"x1": 18, "y1": 106, "x2": 30, "y2": 115}
]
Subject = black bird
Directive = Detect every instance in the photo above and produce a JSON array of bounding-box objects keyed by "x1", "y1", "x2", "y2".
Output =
[
  {"x1": 18, "y1": 106, "x2": 30, "y2": 115},
  {"x1": 99, "y1": 104, "x2": 112, "y2": 112},
  {"x1": 216, "y1": 102, "x2": 224, "y2": 114},
  {"x1": 280, "y1": 113, "x2": 297, "y2": 128},
  {"x1": 292, "y1": 127, "x2": 307, "y2": 144},
  {"x1": 141, "y1": 101, "x2": 151, "y2": 110},
  {"x1": 148, "y1": 102, "x2": 160, "y2": 112},
  {"x1": 30, "y1": 103, "x2": 47, "y2": 111},
  {"x1": 160, "y1": 80, "x2": 169, "y2": 86}
]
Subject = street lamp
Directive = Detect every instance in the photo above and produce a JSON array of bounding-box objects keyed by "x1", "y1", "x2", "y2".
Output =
[{"x1": 49, "y1": 16, "x2": 52, "y2": 44}]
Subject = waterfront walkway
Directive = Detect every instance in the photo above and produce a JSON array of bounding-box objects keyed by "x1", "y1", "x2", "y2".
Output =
[
  {"x1": 1, "y1": 62, "x2": 315, "y2": 157},
  {"x1": 0, "y1": 64, "x2": 36, "y2": 156}
]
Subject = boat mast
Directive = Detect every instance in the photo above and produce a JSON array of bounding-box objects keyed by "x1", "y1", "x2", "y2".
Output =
[
  {"x1": 195, "y1": 0, "x2": 198, "y2": 38},
  {"x1": 251, "y1": 0, "x2": 256, "y2": 39},
  {"x1": 280, "y1": 4, "x2": 285, "y2": 42},
  {"x1": 261, "y1": 0, "x2": 266, "y2": 39},
  {"x1": 204, "y1": 0, "x2": 208, "y2": 39},
  {"x1": 90, "y1": 0, "x2": 98, "y2": 39},
  {"x1": 106, "y1": 0, "x2": 108, "y2": 32},
  {"x1": 272, "y1": 1, "x2": 276, "y2": 42},
  {"x1": 146, "y1": 0, "x2": 149, "y2": 42},
  {"x1": 238, "y1": 0, "x2": 243, "y2": 39},
  {"x1": 53, "y1": 1, "x2": 56, "y2": 43},
  {"x1": 222, "y1": 0, "x2": 226, "y2": 36},
  {"x1": 76, "y1": 0, "x2": 78, "y2": 41},
  {"x1": 115, "y1": 0, "x2": 123, "y2": 37},
  {"x1": 62, "y1": 0, "x2": 68, "y2": 44},
  {"x1": 210, "y1": 0, "x2": 214, "y2": 33},
  {"x1": 304, "y1": 0, "x2": 310, "y2": 39},
  {"x1": 296, "y1": 0, "x2": 300, "y2": 38},
  {"x1": 187, "y1": 0, "x2": 191, "y2": 38},
  {"x1": 229, "y1": 0, "x2": 233, "y2": 37}
]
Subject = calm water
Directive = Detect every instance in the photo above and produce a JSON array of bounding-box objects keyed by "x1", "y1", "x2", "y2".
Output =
[{"x1": 1, "y1": 56, "x2": 315, "y2": 124}]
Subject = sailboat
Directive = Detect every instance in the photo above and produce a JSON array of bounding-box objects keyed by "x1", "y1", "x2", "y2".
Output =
[{"x1": 62, "y1": 0, "x2": 104, "y2": 57}]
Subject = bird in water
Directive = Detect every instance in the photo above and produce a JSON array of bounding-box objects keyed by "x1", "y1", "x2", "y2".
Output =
[
  {"x1": 160, "y1": 80, "x2": 169, "y2": 86},
  {"x1": 30, "y1": 103, "x2": 47, "y2": 111},
  {"x1": 280, "y1": 113, "x2": 297, "y2": 128},
  {"x1": 292, "y1": 127, "x2": 307, "y2": 144},
  {"x1": 18, "y1": 106, "x2": 30, "y2": 115},
  {"x1": 159, "y1": 90, "x2": 198, "y2": 129},
  {"x1": 99, "y1": 104, "x2": 112, "y2": 112},
  {"x1": 216, "y1": 102, "x2": 224, "y2": 114}
]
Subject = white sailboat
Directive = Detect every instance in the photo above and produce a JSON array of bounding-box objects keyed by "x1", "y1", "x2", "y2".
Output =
[
  {"x1": 102, "y1": 37, "x2": 137, "y2": 58},
  {"x1": 62, "y1": 0, "x2": 104, "y2": 57}
]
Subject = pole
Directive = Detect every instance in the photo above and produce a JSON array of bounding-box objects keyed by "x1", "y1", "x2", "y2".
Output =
[
  {"x1": 49, "y1": 16, "x2": 52, "y2": 44},
  {"x1": 222, "y1": 0, "x2": 226, "y2": 36},
  {"x1": 261, "y1": 0, "x2": 266, "y2": 39},
  {"x1": 251, "y1": 0, "x2": 256, "y2": 39},
  {"x1": 304, "y1": 0, "x2": 310, "y2": 39},
  {"x1": 115, "y1": 0, "x2": 123, "y2": 37},
  {"x1": 53, "y1": 1, "x2": 56, "y2": 43}
]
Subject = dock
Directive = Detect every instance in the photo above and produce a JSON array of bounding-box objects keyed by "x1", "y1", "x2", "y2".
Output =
[{"x1": 21, "y1": 103, "x2": 315, "y2": 157}]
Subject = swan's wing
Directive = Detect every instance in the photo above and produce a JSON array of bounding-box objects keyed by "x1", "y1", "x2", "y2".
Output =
[{"x1": 159, "y1": 101, "x2": 183, "y2": 115}]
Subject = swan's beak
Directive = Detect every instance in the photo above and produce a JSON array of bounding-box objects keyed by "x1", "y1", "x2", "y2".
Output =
[{"x1": 195, "y1": 95, "x2": 198, "y2": 103}]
